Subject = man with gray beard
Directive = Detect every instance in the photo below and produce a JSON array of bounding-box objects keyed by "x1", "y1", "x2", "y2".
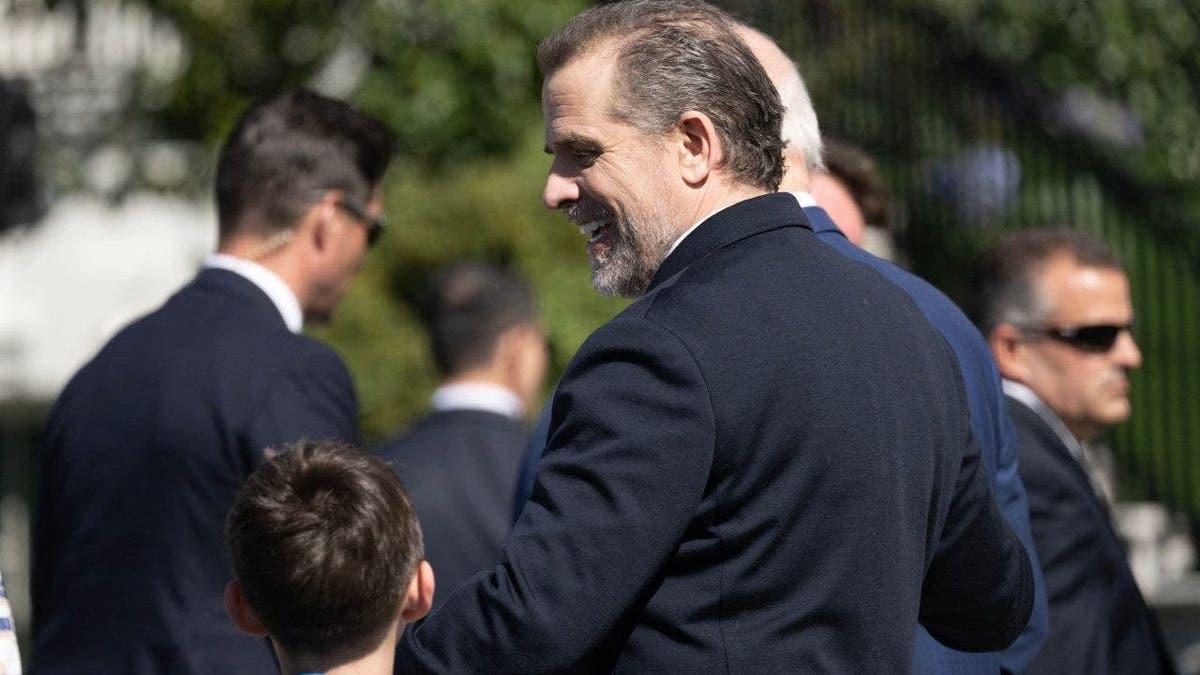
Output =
[{"x1": 396, "y1": 1, "x2": 1033, "y2": 671}]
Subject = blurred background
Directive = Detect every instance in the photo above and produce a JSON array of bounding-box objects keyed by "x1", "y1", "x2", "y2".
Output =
[{"x1": 1, "y1": 0, "x2": 1199, "y2": 669}]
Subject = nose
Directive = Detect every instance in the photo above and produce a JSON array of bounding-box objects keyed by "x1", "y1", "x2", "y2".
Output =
[
  {"x1": 1113, "y1": 328, "x2": 1142, "y2": 369},
  {"x1": 542, "y1": 158, "x2": 580, "y2": 210}
]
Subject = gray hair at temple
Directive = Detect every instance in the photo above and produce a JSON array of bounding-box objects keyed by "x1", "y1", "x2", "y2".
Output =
[
  {"x1": 536, "y1": 0, "x2": 786, "y2": 191},
  {"x1": 970, "y1": 228, "x2": 1125, "y2": 336}
]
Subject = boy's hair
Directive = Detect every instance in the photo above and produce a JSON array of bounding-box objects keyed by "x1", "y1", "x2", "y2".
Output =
[{"x1": 226, "y1": 441, "x2": 422, "y2": 659}]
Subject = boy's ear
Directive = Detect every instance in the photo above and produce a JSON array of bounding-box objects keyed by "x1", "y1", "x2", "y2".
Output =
[
  {"x1": 224, "y1": 580, "x2": 270, "y2": 637},
  {"x1": 400, "y1": 561, "x2": 435, "y2": 623}
]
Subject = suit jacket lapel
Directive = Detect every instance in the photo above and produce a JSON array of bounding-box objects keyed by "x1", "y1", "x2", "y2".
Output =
[{"x1": 1007, "y1": 396, "x2": 1127, "y2": 548}]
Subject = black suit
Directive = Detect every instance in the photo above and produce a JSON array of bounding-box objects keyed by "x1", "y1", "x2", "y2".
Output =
[
  {"x1": 396, "y1": 194, "x2": 1033, "y2": 672},
  {"x1": 33, "y1": 267, "x2": 359, "y2": 674},
  {"x1": 375, "y1": 408, "x2": 527, "y2": 607},
  {"x1": 1009, "y1": 394, "x2": 1176, "y2": 674}
]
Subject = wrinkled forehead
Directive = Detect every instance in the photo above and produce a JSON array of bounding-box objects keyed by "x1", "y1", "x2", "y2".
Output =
[{"x1": 542, "y1": 45, "x2": 624, "y2": 142}]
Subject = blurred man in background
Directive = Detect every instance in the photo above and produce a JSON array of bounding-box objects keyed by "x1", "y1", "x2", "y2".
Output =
[
  {"x1": 33, "y1": 89, "x2": 393, "y2": 673},
  {"x1": 375, "y1": 261, "x2": 546, "y2": 608},
  {"x1": 736, "y1": 23, "x2": 1049, "y2": 673},
  {"x1": 975, "y1": 229, "x2": 1176, "y2": 674},
  {"x1": 809, "y1": 139, "x2": 898, "y2": 261}
]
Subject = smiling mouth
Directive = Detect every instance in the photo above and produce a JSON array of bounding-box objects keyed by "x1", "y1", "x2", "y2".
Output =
[{"x1": 578, "y1": 220, "x2": 611, "y2": 243}]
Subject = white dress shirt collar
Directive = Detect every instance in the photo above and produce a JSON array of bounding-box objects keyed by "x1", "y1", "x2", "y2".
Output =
[
  {"x1": 431, "y1": 382, "x2": 525, "y2": 420},
  {"x1": 203, "y1": 254, "x2": 303, "y2": 334},
  {"x1": 790, "y1": 191, "x2": 818, "y2": 208},
  {"x1": 666, "y1": 205, "x2": 733, "y2": 256},
  {"x1": 668, "y1": 193, "x2": 818, "y2": 256}
]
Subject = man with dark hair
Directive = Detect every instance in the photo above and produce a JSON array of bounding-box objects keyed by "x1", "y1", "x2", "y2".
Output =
[
  {"x1": 975, "y1": 229, "x2": 1176, "y2": 674},
  {"x1": 224, "y1": 441, "x2": 433, "y2": 675},
  {"x1": 397, "y1": 1, "x2": 1032, "y2": 671},
  {"x1": 33, "y1": 89, "x2": 394, "y2": 672},
  {"x1": 375, "y1": 262, "x2": 546, "y2": 607},
  {"x1": 810, "y1": 139, "x2": 898, "y2": 259},
  {"x1": 735, "y1": 25, "x2": 1050, "y2": 674}
]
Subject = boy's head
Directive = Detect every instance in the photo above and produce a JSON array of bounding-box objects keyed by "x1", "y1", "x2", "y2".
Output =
[{"x1": 224, "y1": 441, "x2": 433, "y2": 670}]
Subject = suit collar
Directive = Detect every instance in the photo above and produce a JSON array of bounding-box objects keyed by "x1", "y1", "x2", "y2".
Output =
[
  {"x1": 648, "y1": 192, "x2": 813, "y2": 292},
  {"x1": 191, "y1": 267, "x2": 289, "y2": 330},
  {"x1": 203, "y1": 254, "x2": 303, "y2": 333}
]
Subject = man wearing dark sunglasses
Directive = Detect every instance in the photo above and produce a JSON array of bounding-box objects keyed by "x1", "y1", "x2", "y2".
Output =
[
  {"x1": 34, "y1": 89, "x2": 395, "y2": 673},
  {"x1": 974, "y1": 229, "x2": 1176, "y2": 674}
]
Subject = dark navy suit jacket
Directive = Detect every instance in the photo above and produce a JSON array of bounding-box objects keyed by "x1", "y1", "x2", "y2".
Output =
[
  {"x1": 801, "y1": 203, "x2": 1049, "y2": 673},
  {"x1": 375, "y1": 408, "x2": 527, "y2": 608},
  {"x1": 33, "y1": 267, "x2": 359, "y2": 674},
  {"x1": 1010, "y1": 396, "x2": 1176, "y2": 675},
  {"x1": 399, "y1": 193, "x2": 1033, "y2": 672}
]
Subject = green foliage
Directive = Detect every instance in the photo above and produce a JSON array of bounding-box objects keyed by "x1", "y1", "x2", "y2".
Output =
[{"x1": 142, "y1": 0, "x2": 587, "y2": 166}]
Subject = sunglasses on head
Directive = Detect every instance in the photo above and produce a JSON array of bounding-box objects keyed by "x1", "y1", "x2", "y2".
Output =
[
  {"x1": 334, "y1": 198, "x2": 387, "y2": 247},
  {"x1": 1019, "y1": 323, "x2": 1134, "y2": 353}
]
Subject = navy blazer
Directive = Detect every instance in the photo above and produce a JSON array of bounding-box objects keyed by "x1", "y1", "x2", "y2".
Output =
[
  {"x1": 34, "y1": 267, "x2": 359, "y2": 674},
  {"x1": 1010, "y1": 396, "x2": 1177, "y2": 675},
  {"x1": 803, "y1": 205, "x2": 1049, "y2": 673},
  {"x1": 376, "y1": 408, "x2": 528, "y2": 608},
  {"x1": 398, "y1": 193, "x2": 1033, "y2": 672}
]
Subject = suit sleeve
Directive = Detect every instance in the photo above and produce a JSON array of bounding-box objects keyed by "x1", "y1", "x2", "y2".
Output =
[
  {"x1": 919, "y1": 427, "x2": 1035, "y2": 652},
  {"x1": 396, "y1": 316, "x2": 716, "y2": 673},
  {"x1": 243, "y1": 343, "x2": 360, "y2": 462}
]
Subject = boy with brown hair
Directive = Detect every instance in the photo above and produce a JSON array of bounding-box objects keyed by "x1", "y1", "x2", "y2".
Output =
[{"x1": 224, "y1": 441, "x2": 433, "y2": 674}]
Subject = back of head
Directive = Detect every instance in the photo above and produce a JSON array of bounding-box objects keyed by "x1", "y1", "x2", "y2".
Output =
[
  {"x1": 226, "y1": 441, "x2": 422, "y2": 663},
  {"x1": 215, "y1": 89, "x2": 396, "y2": 242},
  {"x1": 818, "y1": 140, "x2": 890, "y2": 229},
  {"x1": 734, "y1": 24, "x2": 823, "y2": 173},
  {"x1": 426, "y1": 262, "x2": 539, "y2": 377},
  {"x1": 971, "y1": 228, "x2": 1124, "y2": 335},
  {"x1": 536, "y1": 0, "x2": 785, "y2": 191}
]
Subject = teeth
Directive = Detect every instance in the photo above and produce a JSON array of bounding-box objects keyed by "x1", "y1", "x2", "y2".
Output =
[{"x1": 577, "y1": 221, "x2": 604, "y2": 236}]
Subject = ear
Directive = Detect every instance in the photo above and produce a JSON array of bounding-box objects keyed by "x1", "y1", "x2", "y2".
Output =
[
  {"x1": 497, "y1": 324, "x2": 549, "y2": 411},
  {"x1": 400, "y1": 561, "x2": 435, "y2": 623},
  {"x1": 300, "y1": 191, "x2": 342, "y2": 255},
  {"x1": 674, "y1": 111, "x2": 721, "y2": 186},
  {"x1": 224, "y1": 580, "x2": 270, "y2": 637},
  {"x1": 988, "y1": 323, "x2": 1028, "y2": 383}
]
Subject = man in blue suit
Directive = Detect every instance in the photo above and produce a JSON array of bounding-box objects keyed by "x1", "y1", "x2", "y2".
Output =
[
  {"x1": 400, "y1": 1, "x2": 1032, "y2": 671},
  {"x1": 738, "y1": 25, "x2": 1049, "y2": 673},
  {"x1": 33, "y1": 90, "x2": 394, "y2": 673}
]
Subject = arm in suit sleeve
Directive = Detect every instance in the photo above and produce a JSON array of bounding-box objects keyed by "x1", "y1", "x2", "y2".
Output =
[
  {"x1": 243, "y1": 342, "x2": 360, "y2": 462},
  {"x1": 919, "y1": 429, "x2": 1035, "y2": 652},
  {"x1": 511, "y1": 402, "x2": 553, "y2": 524},
  {"x1": 396, "y1": 316, "x2": 716, "y2": 673}
]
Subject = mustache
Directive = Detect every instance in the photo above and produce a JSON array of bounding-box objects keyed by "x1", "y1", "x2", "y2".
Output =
[{"x1": 565, "y1": 199, "x2": 614, "y2": 225}]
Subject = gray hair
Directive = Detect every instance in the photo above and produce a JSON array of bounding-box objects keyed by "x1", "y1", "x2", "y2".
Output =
[
  {"x1": 537, "y1": 0, "x2": 785, "y2": 191},
  {"x1": 766, "y1": 47, "x2": 824, "y2": 171},
  {"x1": 971, "y1": 228, "x2": 1125, "y2": 336}
]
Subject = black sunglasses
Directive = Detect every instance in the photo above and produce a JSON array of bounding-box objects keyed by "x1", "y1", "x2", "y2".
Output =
[
  {"x1": 1019, "y1": 323, "x2": 1134, "y2": 353},
  {"x1": 334, "y1": 199, "x2": 388, "y2": 247}
]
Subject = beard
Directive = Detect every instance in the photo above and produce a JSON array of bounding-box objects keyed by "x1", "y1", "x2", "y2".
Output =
[{"x1": 567, "y1": 197, "x2": 676, "y2": 298}]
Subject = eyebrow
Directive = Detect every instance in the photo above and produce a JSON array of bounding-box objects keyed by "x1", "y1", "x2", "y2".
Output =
[{"x1": 544, "y1": 132, "x2": 604, "y2": 156}]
